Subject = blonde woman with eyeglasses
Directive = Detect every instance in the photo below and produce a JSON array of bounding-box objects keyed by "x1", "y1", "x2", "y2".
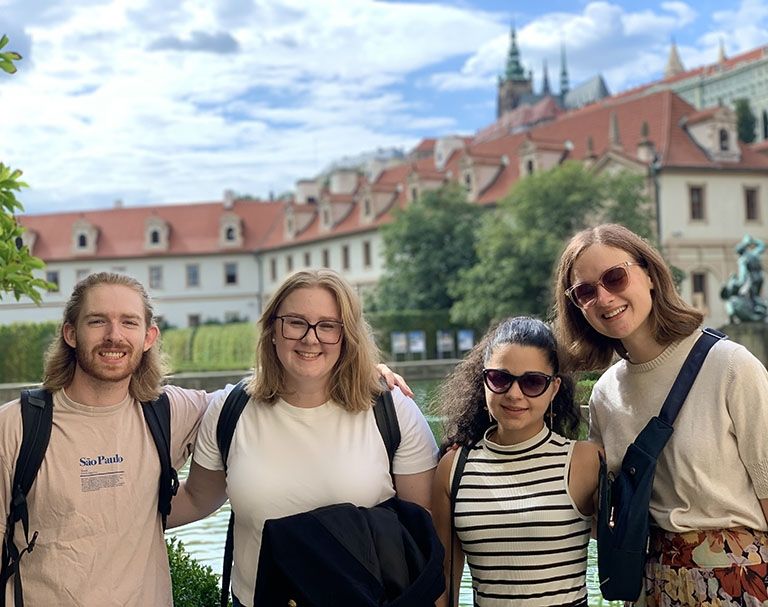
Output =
[
  {"x1": 168, "y1": 269, "x2": 438, "y2": 607},
  {"x1": 554, "y1": 223, "x2": 768, "y2": 606}
]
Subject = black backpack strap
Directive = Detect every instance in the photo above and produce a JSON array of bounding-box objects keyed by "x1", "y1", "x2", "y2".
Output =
[
  {"x1": 372, "y1": 388, "x2": 401, "y2": 478},
  {"x1": 658, "y1": 327, "x2": 726, "y2": 426},
  {"x1": 140, "y1": 393, "x2": 178, "y2": 531},
  {"x1": 448, "y1": 445, "x2": 470, "y2": 607},
  {"x1": 1, "y1": 388, "x2": 54, "y2": 607},
  {"x1": 214, "y1": 380, "x2": 251, "y2": 607}
]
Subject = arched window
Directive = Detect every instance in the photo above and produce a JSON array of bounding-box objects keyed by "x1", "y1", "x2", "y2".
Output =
[
  {"x1": 719, "y1": 128, "x2": 729, "y2": 151},
  {"x1": 225, "y1": 226, "x2": 236, "y2": 241},
  {"x1": 77, "y1": 233, "x2": 88, "y2": 248},
  {"x1": 150, "y1": 229, "x2": 160, "y2": 244},
  {"x1": 526, "y1": 159, "x2": 534, "y2": 175}
]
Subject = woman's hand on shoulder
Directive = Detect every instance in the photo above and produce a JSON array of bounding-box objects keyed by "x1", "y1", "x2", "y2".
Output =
[
  {"x1": 376, "y1": 363, "x2": 413, "y2": 398},
  {"x1": 570, "y1": 440, "x2": 601, "y2": 517}
]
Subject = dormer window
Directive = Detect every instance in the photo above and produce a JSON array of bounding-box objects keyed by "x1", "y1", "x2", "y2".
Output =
[
  {"x1": 719, "y1": 128, "x2": 729, "y2": 151},
  {"x1": 322, "y1": 207, "x2": 331, "y2": 227},
  {"x1": 144, "y1": 217, "x2": 170, "y2": 251},
  {"x1": 463, "y1": 172, "x2": 472, "y2": 193},
  {"x1": 364, "y1": 198, "x2": 371, "y2": 216},
  {"x1": 71, "y1": 219, "x2": 98, "y2": 255},
  {"x1": 219, "y1": 213, "x2": 243, "y2": 247},
  {"x1": 411, "y1": 186, "x2": 418, "y2": 202},
  {"x1": 526, "y1": 159, "x2": 534, "y2": 175}
]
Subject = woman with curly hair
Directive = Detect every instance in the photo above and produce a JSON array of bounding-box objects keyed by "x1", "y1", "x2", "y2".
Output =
[{"x1": 431, "y1": 316, "x2": 600, "y2": 607}]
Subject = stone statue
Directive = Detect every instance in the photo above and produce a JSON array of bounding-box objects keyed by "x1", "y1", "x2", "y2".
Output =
[{"x1": 720, "y1": 235, "x2": 767, "y2": 323}]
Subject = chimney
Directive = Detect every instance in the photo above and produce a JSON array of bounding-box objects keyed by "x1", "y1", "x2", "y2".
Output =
[{"x1": 223, "y1": 189, "x2": 236, "y2": 209}]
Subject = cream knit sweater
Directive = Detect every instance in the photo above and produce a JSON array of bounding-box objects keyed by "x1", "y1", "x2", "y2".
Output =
[{"x1": 589, "y1": 328, "x2": 768, "y2": 532}]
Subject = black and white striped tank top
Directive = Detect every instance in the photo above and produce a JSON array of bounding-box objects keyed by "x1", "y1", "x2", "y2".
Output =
[{"x1": 453, "y1": 425, "x2": 591, "y2": 606}]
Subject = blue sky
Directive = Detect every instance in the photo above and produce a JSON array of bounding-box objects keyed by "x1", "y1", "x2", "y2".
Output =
[{"x1": 1, "y1": 0, "x2": 766, "y2": 214}]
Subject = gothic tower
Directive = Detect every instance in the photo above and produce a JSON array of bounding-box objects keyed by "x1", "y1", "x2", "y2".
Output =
[{"x1": 497, "y1": 23, "x2": 533, "y2": 118}]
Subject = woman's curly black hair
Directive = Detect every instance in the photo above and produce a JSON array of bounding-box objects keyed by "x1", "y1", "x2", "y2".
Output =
[{"x1": 433, "y1": 316, "x2": 582, "y2": 454}]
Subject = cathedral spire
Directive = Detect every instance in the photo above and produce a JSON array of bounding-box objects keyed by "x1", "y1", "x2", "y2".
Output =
[
  {"x1": 559, "y1": 41, "x2": 570, "y2": 97},
  {"x1": 664, "y1": 38, "x2": 685, "y2": 78},
  {"x1": 718, "y1": 37, "x2": 727, "y2": 63},
  {"x1": 542, "y1": 58, "x2": 551, "y2": 95},
  {"x1": 504, "y1": 22, "x2": 527, "y2": 82}
]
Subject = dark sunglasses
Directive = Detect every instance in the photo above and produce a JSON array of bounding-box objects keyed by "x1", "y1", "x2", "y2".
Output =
[
  {"x1": 482, "y1": 368, "x2": 554, "y2": 398},
  {"x1": 565, "y1": 261, "x2": 643, "y2": 309}
]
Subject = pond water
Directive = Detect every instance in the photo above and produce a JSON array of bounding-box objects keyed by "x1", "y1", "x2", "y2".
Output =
[{"x1": 166, "y1": 380, "x2": 620, "y2": 606}]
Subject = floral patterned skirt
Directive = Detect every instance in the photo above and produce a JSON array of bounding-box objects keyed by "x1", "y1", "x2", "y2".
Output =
[{"x1": 645, "y1": 526, "x2": 768, "y2": 607}]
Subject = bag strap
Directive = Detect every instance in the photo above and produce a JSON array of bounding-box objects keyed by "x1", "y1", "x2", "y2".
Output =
[
  {"x1": 635, "y1": 327, "x2": 726, "y2": 456},
  {"x1": 1, "y1": 388, "x2": 53, "y2": 607},
  {"x1": 658, "y1": 327, "x2": 726, "y2": 425},
  {"x1": 448, "y1": 445, "x2": 470, "y2": 607},
  {"x1": 215, "y1": 379, "x2": 251, "y2": 607},
  {"x1": 140, "y1": 392, "x2": 178, "y2": 532},
  {"x1": 372, "y1": 388, "x2": 401, "y2": 478}
]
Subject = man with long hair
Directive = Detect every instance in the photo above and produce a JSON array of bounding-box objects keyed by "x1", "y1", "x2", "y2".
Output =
[{"x1": 0, "y1": 272, "x2": 213, "y2": 606}]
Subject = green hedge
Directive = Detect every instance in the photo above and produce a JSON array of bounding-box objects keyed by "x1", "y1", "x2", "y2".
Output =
[
  {"x1": 162, "y1": 322, "x2": 256, "y2": 372},
  {"x1": 0, "y1": 322, "x2": 58, "y2": 383}
]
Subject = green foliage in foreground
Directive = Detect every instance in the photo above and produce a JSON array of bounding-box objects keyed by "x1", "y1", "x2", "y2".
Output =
[
  {"x1": 167, "y1": 537, "x2": 226, "y2": 607},
  {"x1": 0, "y1": 35, "x2": 55, "y2": 304}
]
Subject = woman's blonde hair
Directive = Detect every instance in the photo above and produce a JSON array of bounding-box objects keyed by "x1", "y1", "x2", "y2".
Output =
[
  {"x1": 43, "y1": 272, "x2": 169, "y2": 402},
  {"x1": 553, "y1": 224, "x2": 703, "y2": 371},
  {"x1": 248, "y1": 269, "x2": 381, "y2": 411}
]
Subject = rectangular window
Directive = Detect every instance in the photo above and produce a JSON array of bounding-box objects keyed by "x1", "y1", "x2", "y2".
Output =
[
  {"x1": 304, "y1": 252, "x2": 311, "y2": 267},
  {"x1": 322, "y1": 249, "x2": 330, "y2": 268},
  {"x1": 149, "y1": 265, "x2": 163, "y2": 289},
  {"x1": 286, "y1": 255, "x2": 293, "y2": 273},
  {"x1": 745, "y1": 187, "x2": 759, "y2": 221},
  {"x1": 270, "y1": 258, "x2": 277, "y2": 281},
  {"x1": 186, "y1": 264, "x2": 200, "y2": 287},
  {"x1": 692, "y1": 271, "x2": 707, "y2": 307},
  {"x1": 363, "y1": 241, "x2": 372, "y2": 268},
  {"x1": 342, "y1": 245, "x2": 350, "y2": 270},
  {"x1": 689, "y1": 186, "x2": 705, "y2": 220},
  {"x1": 46, "y1": 270, "x2": 60, "y2": 292},
  {"x1": 188, "y1": 314, "x2": 201, "y2": 328},
  {"x1": 224, "y1": 262, "x2": 238, "y2": 285}
]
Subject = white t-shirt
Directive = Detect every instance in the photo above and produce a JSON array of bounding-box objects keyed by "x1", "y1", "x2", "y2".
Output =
[{"x1": 193, "y1": 387, "x2": 438, "y2": 606}]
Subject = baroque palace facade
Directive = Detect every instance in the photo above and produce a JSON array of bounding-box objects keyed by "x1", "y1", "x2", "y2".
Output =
[{"x1": 4, "y1": 40, "x2": 768, "y2": 329}]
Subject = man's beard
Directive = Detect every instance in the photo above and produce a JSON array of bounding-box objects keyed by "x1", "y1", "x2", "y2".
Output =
[{"x1": 75, "y1": 341, "x2": 143, "y2": 383}]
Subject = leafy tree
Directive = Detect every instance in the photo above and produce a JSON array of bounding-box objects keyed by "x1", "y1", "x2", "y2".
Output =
[
  {"x1": 450, "y1": 162, "x2": 652, "y2": 327},
  {"x1": 0, "y1": 35, "x2": 52, "y2": 304},
  {"x1": 372, "y1": 183, "x2": 483, "y2": 311},
  {"x1": 735, "y1": 98, "x2": 757, "y2": 144}
]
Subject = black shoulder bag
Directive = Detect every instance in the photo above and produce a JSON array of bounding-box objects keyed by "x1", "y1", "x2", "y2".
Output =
[{"x1": 597, "y1": 327, "x2": 726, "y2": 601}]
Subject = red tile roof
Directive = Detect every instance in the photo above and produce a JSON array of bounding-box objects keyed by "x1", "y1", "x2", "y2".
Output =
[{"x1": 20, "y1": 199, "x2": 284, "y2": 261}]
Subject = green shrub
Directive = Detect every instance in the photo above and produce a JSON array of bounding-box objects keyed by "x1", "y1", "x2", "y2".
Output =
[{"x1": 166, "y1": 537, "x2": 226, "y2": 607}]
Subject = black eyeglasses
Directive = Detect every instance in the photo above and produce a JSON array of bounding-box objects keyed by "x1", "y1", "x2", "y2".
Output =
[
  {"x1": 482, "y1": 368, "x2": 554, "y2": 398},
  {"x1": 565, "y1": 261, "x2": 643, "y2": 309},
  {"x1": 275, "y1": 315, "x2": 344, "y2": 344}
]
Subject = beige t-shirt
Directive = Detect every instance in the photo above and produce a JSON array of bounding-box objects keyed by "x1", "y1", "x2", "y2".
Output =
[
  {"x1": 0, "y1": 384, "x2": 209, "y2": 607},
  {"x1": 589, "y1": 329, "x2": 768, "y2": 532}
]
